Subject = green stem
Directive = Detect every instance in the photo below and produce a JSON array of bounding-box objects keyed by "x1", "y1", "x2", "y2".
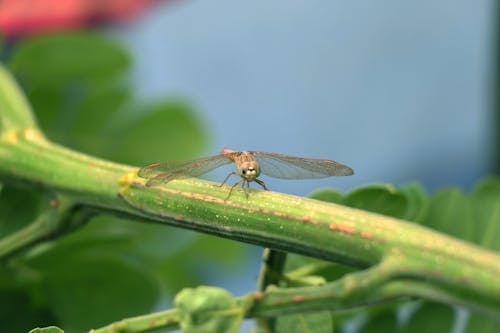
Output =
[
  {"x1": 0, "y1": 127, "x2": 499, "y2": 319},
  {"x1": 0, "y1": 65, "x2": 37, "y2": 130},
  {"x1": 0, "y1": 64, "x2": 499, "y2": 321},
  {"x1": 257, "y1": 249, "x2": 288, "y2": 332},
  {"x1": 0, "y1": 192, "x2": 97, "y2": 259},
  {"x1": 257, "y1": 249, "x2": 288, "y2": 291},
  {"x1": 0, "y1": 190, "x2": 81, "y2": 258},
  {"x1": 89, "y1": 309, "x2": 179, "y2": 333},
  {"x1": 88, "y1": 262, "x2": 438, "y2": 333}
]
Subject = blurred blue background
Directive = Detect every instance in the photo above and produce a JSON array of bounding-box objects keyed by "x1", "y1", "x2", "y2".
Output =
[{"x1": 114, "y1": 0, "x2": 494, "y2": 196}]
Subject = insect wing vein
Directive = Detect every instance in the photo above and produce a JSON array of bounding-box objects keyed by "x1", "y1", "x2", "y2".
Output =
[
  {"x1": 138, "y1": 154, "x2": 234, "y2": 186},
  {"x1": 251, "y1": 152, "x2": 353, "y2": 179}
]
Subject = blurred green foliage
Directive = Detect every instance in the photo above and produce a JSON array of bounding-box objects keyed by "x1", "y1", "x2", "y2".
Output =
[
  {"x1": 29, "y1": 327, "x2": 64, "y2": 333},
  {"x1": 286, "y1": 180, "x2": 500, "y2": 333},
  {"x1": 175, "y1": 286, "x2": 241, "y2": 333},
  {"x1": 0, "y1": 31, "x2": 499, "y2": 333},
  {"x1": 7, "y1": 32, "x2": 206, "y2": 163},
  {"x1": 171, "y1": 178, "x2": 500, "y2": 333},
  {"x1": 0, "y1": 32, "x2": 248, "y2": 332},
  {"x1": 275, "y1": 311, "x2": 333, "y2": 333}
]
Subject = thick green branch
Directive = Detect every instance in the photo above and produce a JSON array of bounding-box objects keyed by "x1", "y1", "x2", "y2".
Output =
[
  {"x1": 0, "y1": 127, "x2": 499, "y2": 320},
  {"x1": 0, "y1": 63, "x2": 499, "y2": 321}
]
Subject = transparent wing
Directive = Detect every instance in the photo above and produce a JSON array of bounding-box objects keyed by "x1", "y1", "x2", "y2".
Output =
[
  {"x1": 251, "y1": 152, "x2": 353, "y2": 179},
  {"x1": 138, "y1": 154, "x2": 234, "y2": 186}
]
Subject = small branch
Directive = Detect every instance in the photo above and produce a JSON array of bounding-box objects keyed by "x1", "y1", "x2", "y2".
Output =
[
  {"x1": 257, "y1": 249, "x2": 288, "y2": 291},
  {"x1": 0, "y1": 192, "x2": 95, "y2": 260},
  {"x1": 0, "y1": 65, "x2": 37, "y2": 131},
  {"x1": 89, "y1": 309, "x2": 179, "y2": 333},
  {"x1": 257, "y1": 249, "x2": 288, "y2": 332},
  {"x1": 249, "y1": 260, "x2": 395, "y2": 318},
  {"x1": 285, "y1": 261, "x2": 334, "y2": 281},
  {"x1": 87, "y1": 262, "x2": 417, "y2": 333},
  {"x1": 0, "y1": 191, "x2": 63, "y2": 258}
]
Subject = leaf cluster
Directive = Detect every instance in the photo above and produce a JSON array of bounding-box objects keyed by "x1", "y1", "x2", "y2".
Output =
[
  {"x1": 280, "y1": 181, "x2": 500, "y2": 333},
  {"x1": 157, "y1": 182, "x2": 500, "y2": 333},
  {"x1": 0, "y1": 32, "x2": 248, "y2": 333}
]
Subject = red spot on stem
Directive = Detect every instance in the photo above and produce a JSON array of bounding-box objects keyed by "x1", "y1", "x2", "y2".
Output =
[
  {"x1": 329, "y1": 223, "x2": 355, "y2": 235},
  {"x1": 291, "y1": 295, "x2": 305, "y2": 302},
  {"x1": 360, "y1": 230, "x2": 374, "y2": 239}
]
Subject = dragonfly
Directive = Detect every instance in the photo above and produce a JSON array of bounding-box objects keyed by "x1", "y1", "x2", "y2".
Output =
[{"x1": 138, "y1": 148, "x2": 354, "y2": 200}]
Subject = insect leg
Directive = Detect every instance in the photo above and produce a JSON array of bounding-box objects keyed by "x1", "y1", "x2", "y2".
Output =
[
  {"x1": 219, "y1": 171, "x2": 238, "y2": 187},
  {"x1": 241, "y1": 181, "x2": 249, "y2": 198},
  {"x1": 225, "y1": 178, "x2": 244, "y2": 200},
  {"x1": 255, "y1": 178, "x2": 269, "y2": 191}
]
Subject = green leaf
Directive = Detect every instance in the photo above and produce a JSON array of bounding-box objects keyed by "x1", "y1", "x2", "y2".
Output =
[
  {"x1": 21, "y1": 218, "x2": 163, "y2": 332},
  {"x1": 358, "y1": 311, "x2": 397, "y2": 333},
  {"x1": 0, "y1": 288, "x2": 57, "y2": 333},
  {"x1": 29, "y1": 327, "x2": 64, "y2": 333},
  {"x1": 175, "y1": 286, "x2": 241, "y2": 333},
  {"x1": 285, "y1": 254, "x2": 354, "y2": 284},
  {"x1": 177, "y1": 234, "x2": 247, "y2": 267},
  {"x1": 108, "y1": 99, "x2": 209, "y2": 165},
  {"x1": 359, "y1": 302, "x2": 455, "y2": 333},
  {"x1": 471, "y1": 177, "x2": 500, "y2": 251},
  {"x1": 310, "y1": 183, "x2": 427, "y2": 222},
  {"x1": 60, "y1": 86, "x2": 130, "y2": 156},
  {"x1": 344, "y1": 184, "x2": 410, "y2": 219},
  {"x1": 43, "y1": 257, "x2": 159, "y2": 332},
  {"x1": 420, "y1": 187, "x2": 474, "y2": 241},
  {"x1": 0, "y1": 186, "x2": 44, "y2": 237},
  {"x1": 275, "y1": 311, "x2": 333, "y2": 333},
  {"x1": 8, "y1": 32, "x2": 130, "y2": 87},
  {"x1": 465, "y1": 313, "x2": 499, "y2": 333},
  {"x1": 400, "y1": 302, "x2": 453, "y2": 333},
  {"x1": 308, "y1": 188, "x2": 345, "y2": 204},
  {"x1": 17, "y1": 208, "x2": 248, "y2": 331},
  {"x1": 398, "y1": 182, "x2": 427, "y2": 222},
  {"x1": 7, "y1": 32, "x2": 131, "y2": 150}
]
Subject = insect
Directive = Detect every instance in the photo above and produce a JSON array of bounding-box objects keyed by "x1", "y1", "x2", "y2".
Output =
[{"x1": 138, "y1": 148, "x2": 354, "y2": 200}]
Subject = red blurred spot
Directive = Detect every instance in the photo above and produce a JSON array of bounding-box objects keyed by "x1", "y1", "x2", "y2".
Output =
[
  {"x1": 291, "y1": 295, "x2": 305, "y2": 302},
  {"x1": 360, "y1": 230, "x2": 374, "y2": 239},
  {"x1": 329, "y1": 223, "x2": 355, "y2": 235},
  {"x1": 0, "y1": 0, "x2": 168, "y2": 39}
]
